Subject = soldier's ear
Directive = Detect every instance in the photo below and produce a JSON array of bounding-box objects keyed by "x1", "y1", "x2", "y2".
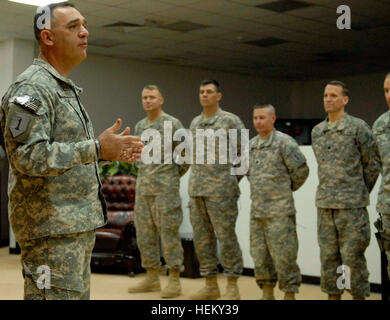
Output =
[
  {"x1": 217, "y1": 92, "x2": 222, "y2": 101},
  {"x1": 40, "y1": 30, "x2": 54, "y2": 46},
  {"x1": 343, "y1": 95, "x2": 349, "y2": 105}
]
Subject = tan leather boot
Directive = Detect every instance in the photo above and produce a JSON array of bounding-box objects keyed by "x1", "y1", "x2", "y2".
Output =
[
  {"x1": 284, "y1": 292, "x2": 296, "y2": 300},
  {"x1": 328, "y1": 294, "x2": 341, "y2": 300},
  {"x1": 128, "y1": 268, "x2": 160, "y2": 293},
  {"x1": 261, "y1": 284, "x2": 275, "y2": 300},
  {"x1": 190, "y1": 276, "x2": 221, "y2": 300},
  {"x1": 161, "y1": 269, "x2": 182, "y2": 298},
  {"x1": 220, "y1": 277, "x2": 240, "y2": 300}
]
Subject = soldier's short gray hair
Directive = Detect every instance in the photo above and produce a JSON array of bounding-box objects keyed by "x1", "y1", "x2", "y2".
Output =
[
  {"x1": 142, "y1": 85, "x2": 163, "y2": 97},
  {"x1": 253, "y1": 104, "x2": 276, "y2": 116}
]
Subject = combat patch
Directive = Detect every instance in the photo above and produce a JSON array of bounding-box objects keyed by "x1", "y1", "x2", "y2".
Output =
[{"x1": 9, "y1": 112, "x2": 31, "y2": 138}]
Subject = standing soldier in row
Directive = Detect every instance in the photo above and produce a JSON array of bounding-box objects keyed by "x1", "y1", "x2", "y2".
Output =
[
  {"x1": 188, "y1": 80, "x2": 245, "y2": 300},
  {"x1": 248, "y1": 104, "x2": 309, "y2": 300},
  {"x1": 372, "y1": 73, "x2": 390, "y2": 280},
  {"x1": 128, "y1": 85, "x2": 188, "y2": 298},
  {"x1": 311, "y1": 81, "x2": 380, "y2": 300}
]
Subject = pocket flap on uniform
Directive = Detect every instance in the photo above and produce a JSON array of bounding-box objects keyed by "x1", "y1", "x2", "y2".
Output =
[
  {"x1": 57, "y1": 90, "x2": 75, "y2": 99},
  {"x1": 156, "y1": 192, "x2": 182, "y2": 213}
]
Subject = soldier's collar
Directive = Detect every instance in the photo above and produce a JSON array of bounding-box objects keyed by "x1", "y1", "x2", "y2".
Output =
[
  {"x1": 201, "y1": 108, "x2": 223, "y2": 124},
  {"x1": 252, "y1": 129, "x2": 275, "y2": 149},
  {"x1": 322, "y1": 113, "x2": 349, "y2": 132},
  {"x1": 33, "y1": 59, "x2": 83, "y2": 94},
  {"x1": 145, "y1": 111, "x2": 166, "y2": 126},
  {"x1": 260, "y1": 129, "x2": 275, "y2": 148}
]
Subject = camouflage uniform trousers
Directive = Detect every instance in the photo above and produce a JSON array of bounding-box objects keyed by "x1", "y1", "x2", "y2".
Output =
[
  {"x1": 134, "y1": 195, "x2": 184, "y2": 271},
  {"x1": 250, "y1": 215, "x2": 301, "y2": 293},
  {"x1": 189, "y1": 196, "x2": 243, "y2": 277},
  {"x1": 18, "y1": 230, "x2": 95, "y2": 300},
  {"x1": 381, "y1": 213, "x2": 390, "y2": 279},
  {"x1": 317, "y1": 208, "x2": 371, "y2": 297}
]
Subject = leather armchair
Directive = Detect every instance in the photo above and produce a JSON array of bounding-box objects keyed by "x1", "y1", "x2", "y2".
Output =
[{"x1": 91, "y1": 174, "x2": 142, "y2": 276}]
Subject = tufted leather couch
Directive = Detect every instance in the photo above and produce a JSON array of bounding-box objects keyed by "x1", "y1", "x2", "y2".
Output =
[{"x1": 91, "y1": 174, "x2": 142, "y2": 276}]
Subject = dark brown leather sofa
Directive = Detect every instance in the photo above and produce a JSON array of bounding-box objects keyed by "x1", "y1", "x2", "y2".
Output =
[{"x1": 91, "y1": 174, "x2": 142, "y2": 276}]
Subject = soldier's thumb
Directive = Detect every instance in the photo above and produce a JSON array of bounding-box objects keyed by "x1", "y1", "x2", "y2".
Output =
[{"x1": 108, "y1": 118, "x2": 122, "y2": 133}]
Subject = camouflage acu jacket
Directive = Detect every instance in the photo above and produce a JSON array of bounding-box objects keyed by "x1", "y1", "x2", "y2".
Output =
[
  {"x1": 134, "y1": 111, "x2": 189, "y2": 195},
  {"x1": 373, "y1": 110, "x2": 390, "y2": 214},
  {"x1": 0, "y1": 59, "x2": 106, "y2": 241},
  {"x1": 311, "y1": 113, "x2": 379, "y2": 209},
  {"x1": 188, "y1": 108, "x2": 246, "y2": 197},
  {"x1": 248, "y1": 129, "x2": 309, "y2": 218}
]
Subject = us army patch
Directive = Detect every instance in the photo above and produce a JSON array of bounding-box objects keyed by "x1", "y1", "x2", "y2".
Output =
[
  {"x1": 9, "y1": 112, "x2": 31, "y2": 138},
  {"x1": 10, "y1": 95, "x2": 42, "y2": 114}
]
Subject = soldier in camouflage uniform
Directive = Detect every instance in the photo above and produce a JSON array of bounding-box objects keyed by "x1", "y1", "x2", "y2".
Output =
[
  {"x1": 188, "y1": 80, "x2": 244, "y2": 300},
  {"x1": 0, "y1": 3, "x2": 142, "y2": 300},
  {"x1": 311, "y1": 81, "x2": 380, "y2": 300},
  {"x1": 372, "y1": 73, "x2": 390, "y2": 279},
  {"x1": 248, "y1": 104, "x2": 309, "y2": 300},
  {"x1": 128, "y1": 85, "x2": 188, "y2": 298}
]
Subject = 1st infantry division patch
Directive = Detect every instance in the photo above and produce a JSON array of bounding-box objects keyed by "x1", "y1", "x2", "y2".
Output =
[{"x1": 9, "y1": 112, "x2": 31, "y2": 138}]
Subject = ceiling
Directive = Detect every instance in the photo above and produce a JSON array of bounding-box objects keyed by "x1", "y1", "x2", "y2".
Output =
[{"x1": 0, "y1": 0, "x2": 390, "y2": 80}]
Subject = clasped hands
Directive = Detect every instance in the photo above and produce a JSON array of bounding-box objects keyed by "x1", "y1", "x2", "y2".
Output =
[{"x1": 98, "y1": 119, "x2": 143, "y2": 163}]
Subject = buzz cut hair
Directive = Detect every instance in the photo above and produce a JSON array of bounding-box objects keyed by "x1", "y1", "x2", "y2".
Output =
[
  {"x1": 327, "y1": 80, "x2": 350, "y2": 98},
  {"x1": 386, "y1": 72, "x2": 390, "y2": 79},
  {"x1": 253, "y1": 104, "x2": 276, "y2": 116},
  {"x1": 142, "y1": 85, "x2": 163, "y2": 97},
  {"x1": 34, "y1": 2, "x2": 76, "y2": 43},
  {"x1": 200, "y1": 79, "x2": 221, "y2": 93}
]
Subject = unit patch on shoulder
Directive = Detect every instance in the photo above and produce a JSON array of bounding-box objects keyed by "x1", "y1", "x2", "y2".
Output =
[
  {"x1": 9, "y1": 112, "x2": 31, "y2": 138},
  {"x1": 10, "y1": 95, "x2": 42, "y2": 114}
]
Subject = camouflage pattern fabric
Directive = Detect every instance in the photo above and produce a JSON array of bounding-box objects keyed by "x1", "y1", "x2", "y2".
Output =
[
  {"x1": 311, "y1": 113, "x2": 380, "y2": 208},
  {"x1": 0, "y1": 58, "x2": 106, "y2": 242},
  {"x1": 312, "y1": 113, "x2": 377, "y2": 298},
  {"x1": 188, "y1": 108, "x2": 244, "y2": 277},
  {"x1": 373, "y1": 110, "x2": 390, "y2": 214},
  {"x1": 382, "y1": 214, "x2": 390, "y2": 278},
  {"x1": 317, "y1": 208, "x2": 370, "y2": 297},
  {"x1": 134, "y1": 111, "x2": 189, "y2": 195},
  {"x1": 373, "y1": 110, "x2": 390, "y2": 279},
  {"x1": 188, "y1": 196, "x2": 243, "y2": 277},
  {"x1": 250, "y1": 215, "x2": 301, "y2": 293},
  {"x1": 134, "y1": 112, "x2": 187, "y2": 271},
  {"x1": 134, "y1": 194, "x2": 184, "y2": 271},
  {"x1": 188, "y1": 108, "x2": 246, "y2": 197},
  {"x1": 19, "y1": 230, "x2": 95, "y2": 300},
  {"x1": 248, "y1": 129, "x2": 309, "y2": 218}
]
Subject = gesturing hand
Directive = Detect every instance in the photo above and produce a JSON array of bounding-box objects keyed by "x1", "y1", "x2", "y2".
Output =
[{"x1": 98, "y1": 118, "x2": 143, "y2": 162}]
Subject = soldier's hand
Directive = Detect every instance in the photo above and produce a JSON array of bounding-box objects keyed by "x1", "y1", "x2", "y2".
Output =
[{"x1": 98, "y1": 119, "x2": 143, "y2": 162}]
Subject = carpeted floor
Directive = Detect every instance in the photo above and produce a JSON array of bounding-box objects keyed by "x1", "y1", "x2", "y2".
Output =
[{"x1": 0, "y1": 247, "x2": 381, "y2": 300}]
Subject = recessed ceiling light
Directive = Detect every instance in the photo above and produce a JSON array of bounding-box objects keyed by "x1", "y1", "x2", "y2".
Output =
[{"x1": 8, "y1": 0, "x2": 67, "y2": 6}]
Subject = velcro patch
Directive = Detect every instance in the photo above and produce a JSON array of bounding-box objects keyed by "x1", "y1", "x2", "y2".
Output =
[
  {"x1": 9, "y1": 112, "x2": 31, "y2": 138},
  {"x1": 10, "y1": 95, "x2": 42, "y2": 114}
]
